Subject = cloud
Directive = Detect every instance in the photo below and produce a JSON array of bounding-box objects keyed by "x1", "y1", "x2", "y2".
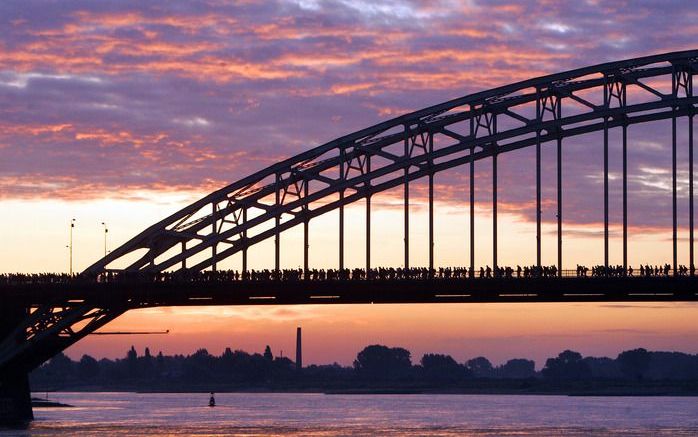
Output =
[{"x1": 0, "y1": 0, "x2": 695, "y2": 234}]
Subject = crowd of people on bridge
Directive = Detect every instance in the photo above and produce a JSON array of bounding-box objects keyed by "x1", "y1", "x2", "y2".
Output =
[
  {"x1": 1, "y1": 263, "x2": 695, "y2": 285},
  {"x1": 577, "y1": 264, "x2": 695, "y2": 277}
]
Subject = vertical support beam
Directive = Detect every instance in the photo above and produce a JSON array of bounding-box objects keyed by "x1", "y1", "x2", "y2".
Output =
[
  {"x1": 469, "y1": 110, "x2": 475, "y2": 274},
  {"x1": 211, "y1": 203, "x2": 217, "y2": 272},
  {"x1": 242, "y1": 207, "x2": 248, "y2": 274},
  {"x1": 622, "y1": 123, "x2": 628, "y2": 273},
  {"x1": 557, "y1": 132, "x2": 562, "y2": 276},
  {"x1": 672, "y1": 65, "x2": 678, "y2": 276},
  {"x1": 303, "y1": 180, "x2": 309, "y2": 277},
  {"x1": 181, "y1": 241, "x2": 186, "y2": 270},
  {"x1": 621, "y1": 73, "x2": 629, "y2": 274},
  {"x1": 690, "y1": 66, "x2": 695, "y2": 275},
  {"x1": 603, "y1": 78, "x2": 609, "y2": 269},
  {"x1": 492, "y1": 115, "x2": 498, "y2": 273},
  {"x1": 366, "y1": 155, "x2": 371, "y2": 275},
  {"x1": 404, "y1": 125, "x2": 410, "y2": 269},
  {"x1": 672, "y1": 102, "x2": 678, "y2": 275},
  {"x1": 339, "y1": 149, "x2": 345, "y2": 271},
  {"x1": 275, "y1": 174, "x2": 280, "y2": 272},
  {"x1": 690, "y1": 111, "x2": 695, "y2": 275},
  {"x1": 492, "y1": 152, "x2": 497, "y2": 273},
  {"x1": 535, "y1": 90, "x2": 542, "y2": 268},
  {"x1": 428, "y1": 132, "x2": 434, "y2": 276}
]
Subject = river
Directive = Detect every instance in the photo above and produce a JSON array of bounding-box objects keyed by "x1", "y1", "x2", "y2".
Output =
[{"x1": 5, "y1": 392, "x2": 697, "y2": 435}]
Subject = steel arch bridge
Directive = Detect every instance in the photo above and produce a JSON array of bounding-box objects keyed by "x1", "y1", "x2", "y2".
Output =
[
  {"x1": 86, "y1": 50, "x2": 697, "y2": 276},
  {"x1": 1, "y1": 50, "x2": 698, "y2": 424}
]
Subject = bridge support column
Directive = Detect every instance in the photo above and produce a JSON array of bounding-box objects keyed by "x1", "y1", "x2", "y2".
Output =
[
  {"x1": 0, "y1": 373, "x2": 32, "y2": 427},
  {"x1": 469, "y1": 107, "x2": 475, "y2": 275},
  {"x1": 535, "y1": 90, "x2": 542, "y2": 268},
  {"x1": 404, "y1": 174, "x2": 409, "y2": 270},
  {"x1": 428, "y1": 132, "x2": 434, "y2": 276},
  {"x1": 603, "y1": 76, "x2": 609, "y2": 269},
  {"x1": 0, "y1": 305, "x2": 33, "y2": 426},
  {"x1": 672, "y1": 105, "x2": 678, "y2": 275},
  {"x1": 470, "y1": 145, "x2": 475, "y2": 275},
  {"x1": 493, "y1": 151, "x2": 497, "y2": 272},
  {"x1": 690, "y1": 111, "x2": 694, "y2": 275},
  {"x1": 242, "y1": 208, "x2": 248, "y2": 274},
  {"x1": 404, "y1": 126, "x2": 410, "y2": 270},
  {"x1": 689, "y1": 67, "x2": 695, "y2": 275},
  {"x1": 492, "y1": 113, "x2": 498, "y2": 273},
  {"x1": 211, "y1": 203, "x2": 217, "y2": 271},
  {"x1": 622, "y1": 123, "x2": 628, "y2": 273},
  {"x1": 304, "y1": 180, "x2": 309, "y2": 277},
  {"x1": 339, "y1": 149, "x2": 345, "y2": 272},
  {"x1": 275, "y1": 174, "x2": 281, "y2": 272},
  {"x1": 603, "y1": 114, "x2": 609, "y2": 269},
  {"x1": 366, "y1": 155, "x2": 371, "y2": 275},
  {"x1": 557, "y1": 135, "x2": 562, "y2": 276}
]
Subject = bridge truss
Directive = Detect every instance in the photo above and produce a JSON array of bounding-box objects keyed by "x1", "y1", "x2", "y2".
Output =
[{"x1": 85, "y1": 50, "x2": 697, "y2": 277}]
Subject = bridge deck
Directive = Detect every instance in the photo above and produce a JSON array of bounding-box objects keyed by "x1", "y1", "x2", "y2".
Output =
[{"x1": 4, "y1": 276, "x2": 697, "y2": 307}]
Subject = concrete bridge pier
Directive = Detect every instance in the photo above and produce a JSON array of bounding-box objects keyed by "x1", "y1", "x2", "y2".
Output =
[
  {"x1": 0, "y1": 306, "x2": 33, "y2": 427},
  {"x1": 0, "y1": 373, "x2": 33, "y2": 427}
]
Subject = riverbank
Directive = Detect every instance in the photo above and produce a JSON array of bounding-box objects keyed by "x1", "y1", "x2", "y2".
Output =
[
  {"x1": 31, "y1": 379, "x2": 698, "y2": 397},
  {"x1": 31, "y1": 397, "x2": 72, "y2": 408}
]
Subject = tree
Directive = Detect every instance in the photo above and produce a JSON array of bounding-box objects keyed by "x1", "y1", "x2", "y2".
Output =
[
  {"x1": 45, "y1": 352, "x2": 74, "y2": 380},
  {"x1": 542, "y1": 350, "x2": 591, "y2": 380},
  {"x1": 78, "y1": 354, "x2": 100, "y2": 380},
  {"x1": 156, "y1": 351, "x2": 165, "y2": 376},
  {"x1": 264, "y1": 345, "x2": 274, "y2": 361},
  {"x1": 467, "y1": 356, "x2": 494, "y2": 378},
  {"x1": 421, "y1": 353, "x2": 468, "y2": 381},
  {"x1": 127, "y1": 346, "x2": 137, "y2": 361},
  {"x1": 126, "y1": 346, "x2": 138, "y2": 379},
  {"x1": 617, "y1": 348, "x2": 651, "y2": 381},
  {"x1": 583, "y1": 357, "x2": 621, "y2": 378},
  {"x1": 497, "y1": 359, "x2": 536, "y2": 379},
  {"x1": 141, "y1": 347, "x2": 154, "y2": 377},
  {"x1": 183, "y1": 348, "x2": 215, "y2": 382},
  {"x1": 353, "y1": 345, "x2": 412, "y2": 380}
]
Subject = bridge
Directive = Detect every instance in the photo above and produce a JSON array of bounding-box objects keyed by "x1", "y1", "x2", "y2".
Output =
[{"x1": 1, "y1": 50, "x2": 697, "y2": 425}]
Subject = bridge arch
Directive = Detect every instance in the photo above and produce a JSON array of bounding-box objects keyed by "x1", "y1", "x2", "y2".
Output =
[{"x1": 85, "y1": 50, "x2": 698, "y2": 275}]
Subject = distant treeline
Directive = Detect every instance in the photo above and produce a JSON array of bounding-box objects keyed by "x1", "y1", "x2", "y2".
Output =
[{"x1": 30, "y1": 345, "x2": 698, "y2": 393}]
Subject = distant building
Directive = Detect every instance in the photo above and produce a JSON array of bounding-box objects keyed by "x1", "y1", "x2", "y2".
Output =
[{"x1": 296, "y1": 326, "x2": 302, "y2": 370}]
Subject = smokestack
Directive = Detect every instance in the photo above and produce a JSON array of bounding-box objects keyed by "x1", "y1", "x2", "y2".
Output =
[{"x1": 295, "y1": 326, "x2": 302, "y2": 370}]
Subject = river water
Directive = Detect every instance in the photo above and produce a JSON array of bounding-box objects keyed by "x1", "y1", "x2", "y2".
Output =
[{"x1": 5, "y1": 392, "x2": 697, "y2": 436}]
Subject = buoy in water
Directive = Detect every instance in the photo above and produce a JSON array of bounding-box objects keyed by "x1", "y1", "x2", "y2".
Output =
[{"x1": 209, "y1": 392, "x2": 216, "y2": 407}]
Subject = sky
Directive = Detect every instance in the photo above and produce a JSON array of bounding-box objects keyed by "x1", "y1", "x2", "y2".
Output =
[{"x1": 1, "y1": 0, "x2": 697, "y2": 367}]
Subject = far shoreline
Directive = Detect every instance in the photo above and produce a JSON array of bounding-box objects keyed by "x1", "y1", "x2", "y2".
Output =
[{"x1": 32, "y1": 385, "x2": 698, "y2": 397}]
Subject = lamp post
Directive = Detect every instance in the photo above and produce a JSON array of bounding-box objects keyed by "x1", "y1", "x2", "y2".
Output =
[
  {"x1": 101, "y1": 222, "x2": 108, "y2": 259},
  {"x1": 68, "y1": 218, "x2": 76, "y2": 275}
]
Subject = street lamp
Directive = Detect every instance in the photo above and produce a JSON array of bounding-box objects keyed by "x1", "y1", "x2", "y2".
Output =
[
  {"x1": 68, "y1": 218, "x2": 76, "y2": 275},
  {"x1": 101, "y1": 222, "x2": 108, "y2": 259}
]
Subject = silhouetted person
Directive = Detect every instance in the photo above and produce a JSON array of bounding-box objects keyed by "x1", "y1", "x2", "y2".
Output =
[{"x1": 209, "y1": 392, "x2": 215, "y2": 407}]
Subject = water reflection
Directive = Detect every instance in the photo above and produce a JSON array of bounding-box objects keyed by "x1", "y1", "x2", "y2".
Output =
[{"x1": 11, "y1": 392, "x2": 698, "y2": 436}]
